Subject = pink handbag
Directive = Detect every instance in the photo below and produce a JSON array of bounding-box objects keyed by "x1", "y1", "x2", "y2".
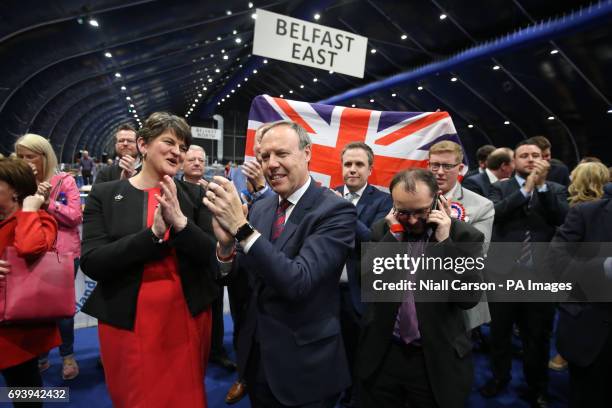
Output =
[{"x1": 0, "y1": 246, "x2": 75, "y2": 324}]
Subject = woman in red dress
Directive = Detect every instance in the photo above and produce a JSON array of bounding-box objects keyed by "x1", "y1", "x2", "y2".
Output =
[
  {"x1": 80, "y1": 112, "x2": 218, "y2": 408},
  {"x1": 0, "y1": 158, "x2": 59, "y2": 407}
]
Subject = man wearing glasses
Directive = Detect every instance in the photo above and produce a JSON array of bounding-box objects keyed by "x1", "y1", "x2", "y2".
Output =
[
  {"x1": 359, "y1": 168, "x2": 484, "y2": 408},
  {"x1": 94, "y1": 123, "x2": 141, "y2": 184}
]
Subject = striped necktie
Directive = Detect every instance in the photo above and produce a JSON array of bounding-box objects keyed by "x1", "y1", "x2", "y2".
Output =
[{"x1": 270, "y1": 199, "x2": 291, "y2": 242}]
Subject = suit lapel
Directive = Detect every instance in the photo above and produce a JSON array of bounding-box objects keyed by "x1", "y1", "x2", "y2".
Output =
[
  {"x1": 252, "y1": 195, "x2": 277, "y2": 241},
  {"x1": 356, "y1": 185, "x2": 375, "y2": 218},
  {"x1": 273, "y1": 181, "x2": 320, "y2": 250}
]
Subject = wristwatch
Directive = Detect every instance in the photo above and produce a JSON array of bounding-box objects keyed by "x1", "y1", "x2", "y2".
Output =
[{"x1": 234, "y1": 222, "x2": 255, "y2": 242}]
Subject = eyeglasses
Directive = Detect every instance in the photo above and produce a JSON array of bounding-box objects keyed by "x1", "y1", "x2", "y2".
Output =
[
  {"x1": 428, "y1": 162, "x2": 460, "y2": 171},
  {"x1": 116, "y1": 139, "x2": 136, "y2": 145},
  {"x1": 393, "y1": 205, "x2": 432, "y2": 220}
]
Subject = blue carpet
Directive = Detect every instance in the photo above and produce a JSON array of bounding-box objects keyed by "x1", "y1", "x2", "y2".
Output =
[{"x1": 1, "y1": 316, "x2": 568, "y2": 407}]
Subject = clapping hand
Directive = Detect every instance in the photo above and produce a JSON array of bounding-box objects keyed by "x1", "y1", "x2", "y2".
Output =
[
  {"x1": 119, "y1": 155, "x2": 137, "y2": 179},
  {"x1": 0, "y1": 260, "x2": 9, "y2": 280},
  {"x1": 154, "y1": 175, "x2": 188, "y2": 233},
  {"x1": 36, "y1": 181, "x2": 52, "y2": 208},
  {"x1": 203, "y1": 176, "x2": 247, "y2": 247},
  {"x1": 22, "y1": 193, "x2": 46, "y2": 212}
]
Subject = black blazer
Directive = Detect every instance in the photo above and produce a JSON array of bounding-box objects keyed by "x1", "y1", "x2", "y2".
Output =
[
  {"x1": 462, "y1": 171, "x2": 492, "y2": 198},
  {"x1": 81, "y1": 179, "x2": 218, "y2": 330},
  {"x1": 93, "y1": 164, "x2": 122, "y2": 184},
  {"x1": 548, "y1": 197, "x2": 612, "y2": 367},
  {"x1": 358, "y1": 219, "x2": 484, "y2": 408},
  {"x1": 547, "y1": 159, "x2": 571, "y2": 187}
]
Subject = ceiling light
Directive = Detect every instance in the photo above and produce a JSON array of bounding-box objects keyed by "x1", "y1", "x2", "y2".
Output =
[
  {"x1": 439, "y1": 14, "x2": 447, "y2": 20},
  {"x1": 370, "y1": 49, "x2": 377, "y2": 54},
  {"x1": 120, "y1": 86, "x2": 126, "y2": 91},
  {"x1": 217, "y1": 102, "x2": 221, "y2": 105},
  {"x1": 547, "y1": 116, "x2": 555, "y2": 120},
  {"x1": 222, "y1": 98, "x2": 225, "y2": 102},
  {"x1": 231, "y1": 89, "x2": 235, "y2": 93},
  {"x1": 104, "y1": 52, "x2": 112, "y2": 58},
  {"x1": 244, "y1": 77, "x2": 248, "y2": 81},
  {"x1": 114, "y1": 72, "x2": 121, "y2": 78},
  {"x1": 351, "y1": 104, "x2": 356, "y2": 107},
  {"x1": 401, "y1": 34, "x2": 407, "y2": 40},
  {"x1": 129, "y1": 104, "x2": 134, "y2": 107},
  {"x1": 251, "y1": 13, "x2": 257, "y2": 19},
  {"x1": 468, "y1": 124, "x2": 474, "y2": 128},
  {"x1": 329, "y1": 70, "x2": 334, "y2": 74},
  {"x1": 235, "y1": 37, "x2": 242, "y2": 44},
  {"x1": 263, "y1": 59, "x2": 268, "y2": 64},
  {"x1": 253, "y1": 69, "x2": 258, "y2": 74},
  {"x1": 203, "y1": 86, "x2": 207, "y2": 90},
  {"x1": 195, "y1": 99, "x2": 199, "y2": 102},
  {"x1": 192, "y1": 103, "x2": 196, "y2": 107},
  {"x1": 289, "y1": 90, "x2": 293, "y2": 93},
  {"x1": 391, "y1": 93, "x2": 397, "y2": 97},
  {"x1": 417, "y1": 86, "x2": 423, "y2": 91},
  {"x1": 314, "y1": 13, "x2": 320, "y2": 20},
  {"x1": 226, "y1": 10, "x2": 232, "y2": 15},
  {"x1": 504, "y1": 120, "x2": 510, "y2": 125},
  {"x1": 450, "y1": 77, "x2": 458, "y2": 82},
  {"x1": 198, "y1": 93, "x2": 202, "y2": 97},
  {"x1": 217, "y1": 36, "x2": 222, "y2": 41},
  {"x1": 215, "y1": 68, "x2": 220, "y2": 73},
  {"x1": 236, "y1": 84, "x2": 240, "y2": 88},
  {"x1": 607, "y1": 108, "x2": 612, "y2": 114},
  {"x1": 550, "y1": 49, "x2": 559, "y2": 55},
  {"x1": 300, "y1": 84, "x2": 304, "y2": 88},
  {"x1": 88, "y1": 18, "x2": 99, "y2": 27},
  {"x1": 493, "y1": 65, "x2": 500, "y2": 70},
  {"x1": 280, "y1": 94, "x2": 284, "y2": 98},
  {"x1": 223, "y1": 55, "x2": 228, "y2": 60},
  {"x1": 313, "y1": 78, "x2": 318, "y2": 82},
  {"x1": 126, "y1": 96, "x2": 131, "y2": 100},
  {"x1": 369, "y1": 99, "x2": 375, "y2": 103},
  {"x1": 248, "y1": 2, "x2": 253, "y2": 8},
  {"x1": 232, "y1": 30, "x2": 237, "y2": 35},
  {"x1": 133, "y1": 114, "x2": 138, "y2": 118}
]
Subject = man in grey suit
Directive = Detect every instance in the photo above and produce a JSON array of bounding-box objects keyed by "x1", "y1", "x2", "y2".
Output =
[{"x1": 428, "y1": 141, "x2": 494, "y2": 330}]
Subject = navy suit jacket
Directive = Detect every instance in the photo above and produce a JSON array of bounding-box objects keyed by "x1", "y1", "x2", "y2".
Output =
[
  {"x1": 334, "y1": 184, "x2": 392, "y2": 314},
  {"x1": 232, "y1": 180, "x2": 356, "y2": 405},
  {"x1": 548, "y1": 195, "x2": 612, "y2": 367},
  {"x1": 462, "y1": 171, "x2": 492, "y2": 198}
]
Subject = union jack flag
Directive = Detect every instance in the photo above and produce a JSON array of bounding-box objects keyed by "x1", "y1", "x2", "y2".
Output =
[{"x1": 245, "y1": 95, "x2": 468, "y2": 190}]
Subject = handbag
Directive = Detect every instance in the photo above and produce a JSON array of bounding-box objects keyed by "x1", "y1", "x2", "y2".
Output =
[{"x1": 0, "y1": 246, "x2": 75, "y2": 324}]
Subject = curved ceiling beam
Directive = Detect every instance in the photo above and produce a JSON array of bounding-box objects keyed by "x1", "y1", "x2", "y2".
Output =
[
  {"x1": 318, "y1": 0, "x2": 612, "y2": 104},
  {"x1": 69, "y1": 106, "x2": 128, "y2": 162}
]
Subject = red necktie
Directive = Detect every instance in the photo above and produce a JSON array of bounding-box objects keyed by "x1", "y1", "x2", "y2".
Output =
[{"x1": 270, "y1": 199, "x2": 291, "y2": 241}]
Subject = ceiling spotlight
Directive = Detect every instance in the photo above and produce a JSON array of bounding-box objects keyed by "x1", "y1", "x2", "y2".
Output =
[
  {"x1": 391, "y1": 93, "x2": 397, "y2": 97},
  {"x1": 104, "y1": 52, "x2": 112, "y2": 58},
  {"x1": 370, "y1": 49, "x2": 377, "y2": 54},
  {"x1": 236, "y1": 84, "x2": 240, "y2": 88},
  {"x1": 504, "y1": 120, "x2": 510, "y2": 125},
  {"x1": 195, "y1": 99, "x2": 199, "y2": 102},
  {"x1": 232, "y1": 30, "x2": 237, "y2": 35},
  {"x1": 314, "y1": 13, "x2": 320, "y2": 20},
  {"x1": 369, "y1": 99, "x2": 375, "y2": 103},
  {"x1": 248, "y1": 2, "x2": 253, "y2": 8},
  {"x1": 114, "y1": 72, "x2": 121, "y2": 78},
  {"x1": 198, "y1": 93, "x2": 202, "y2": 97},
  {"x1": 217, "y1": 36, "x2": 222, "y2": 41},
  {"x1": 208, "y1": 78, "x2": 213, "y2": 82},
  {"x1": 129, "y1": 104, "x2": 134, "y2": 107},
  {"x1": 133, "y1": 114, "x2": 138, "y2": 118},
  {"x1": 550, "y1": 49, "x2": 559, "y2": 55},
  {"x1": 203, "y1": 87, "x2": 207, "y2": 90},
  {"x1": 289, "y1": 90, "x2": 293, "y2": 93},
  {"x1": 329, "y1": 70, "x2": 334, "y2": 74},
  {"x1": 401, "y1": 34, "x2": 407, "y2": 40},
  {"x1": 300, "y1": 84, "x2": 304, "y2": 88},
  {"x1": 231, "y1": 89, "x2": 235, "y2": 93},
  {"x1": 192, "y1": 103, "x2": 196, "y2": 107},
  {"x1": 251, "y1": 13, "x2": 257, "y2": 19},
  {"x1": 126, "y1": 96, "x2": 131, "y2": 100},
  {"x1": 547, "y1": 116, "x2": 555, "y2": 120},
  {"x1": 450, "y1": 77, "x2": 458, "y2": 82},
  {"x1": 253, "y1": 69, "x2": 258, "y2": 74},
  {"x1": 226, "y1": 10, "x2": 232, "y2": 15},
  {"x1": 235, "y1": 37, "x2": 242, "y2": 44},
  {"x1": 351, "y1": 104, "x2": 356, "y2": 107},
  {"x1": 493, "y1": 65, "x2": 500, "y2": 70},
  {"x1": 88, "y1": 18, "x2": 99, "y2": 27},
  {"x1": 222, "y1": 98, "x2": 225, "y2": 102},
  {"x1": 244, "y1": 77, "x2": 248, "y2": 81},
  {"x1": 468, "y1": 124, "x2": 474, "y2": 129},
  {"x1": 120, "y1": 86, "x2": 127, "y2": 91},
  {"x1": 439, "y1": 14, "x2": 447, "y2": 20},
  {"x1": 215, "y1": 68, "x2": 220, "y2": 73},
  {"x1": 223, "y1": 55, "x2": 228, "y2": 60},
  {"x1": 263, "y1": 59, "x2": 268, "y2": 64},
  {"x1": 218, "y1": 102, "x2": 221, "y2": 105},
  {"x1": 313, "y1": 78, "x2": 318, "y2": 82},
  {"x1": 417, "y1": 86, "x2": 423, "y2": 91},
  {"x1": 280, "y1": 94, "x2": 284, "y2": 98},
  {"x1": 607, "y1": 108, "x2": 612, "y2": 114}
]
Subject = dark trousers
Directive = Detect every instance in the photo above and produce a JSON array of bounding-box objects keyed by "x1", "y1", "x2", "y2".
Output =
[
  {"x1": 1, "y1": 358, "x2": 43, "y2": 407},
  {"x1": 489, "y1": 302, "x2": 555, "y2": 392},
  {"x1": 339, "y1": 283, "x2": 361, "y2": 405},
  {"x1": 210, "y1": 286, "x2": 228, "y2": 358},
  {"x1": 81, "y1": 170, "x2": 92, "y2": 185},
  {"x1": 568, "y1": 331, "x2": 612, "y2": 408},
  {"x1": 245, "y1": 342, "x2": 339, "y2": 408},
  {"x1": 361, "y1": 341, "x2": 438, "y2": 408}
]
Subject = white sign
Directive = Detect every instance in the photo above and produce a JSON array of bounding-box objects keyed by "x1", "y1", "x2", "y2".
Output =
[
  {"x1": 191, "y1": 126, "x2": 221, "y2": 140},
  {"x1": 253, "y1": 9, "x2": 368, "y2": 78}
]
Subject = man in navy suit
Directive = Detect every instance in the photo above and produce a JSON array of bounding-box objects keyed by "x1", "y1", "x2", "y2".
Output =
[
  {"x1": 462, "y1": 147, "x2": 514, "y2": 198},
  {"x1": 333, "y1": 142, "x2": 392, "y2": 407},
  {"x1": 481, "y1": 139, "x2": 569, "y2": 407},
  {"x1": 548, "y1": 182, "x2": 612, "y2": 407},
  {"x1": 205, "y1": 120, "x2": 356, "y2": 408}
]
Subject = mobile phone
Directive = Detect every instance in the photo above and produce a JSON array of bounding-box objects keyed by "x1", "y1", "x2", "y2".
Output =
[{"x1": 427, "y1": 192, "x2": 440, "y2": 232}]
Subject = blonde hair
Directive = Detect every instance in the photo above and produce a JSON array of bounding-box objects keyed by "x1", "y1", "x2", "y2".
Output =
[
  {"x1": 429, "y1": 140, "x2": 464, "y2": 163},
  {"x1": 568, "y1": 162, "x2": 609, "y2": 206},
  {"x1": 14, "y1": 133, "x2": 58, "y2": 182}
]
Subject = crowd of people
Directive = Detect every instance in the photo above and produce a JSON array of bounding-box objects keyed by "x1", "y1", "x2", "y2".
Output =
[{"x1": 1, "y1": 112, "x2": 611, "y2": 408}]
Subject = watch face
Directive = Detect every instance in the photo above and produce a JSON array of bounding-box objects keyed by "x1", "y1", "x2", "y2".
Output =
[{"x1": 235, "y1": 223, "x2": 254, "y2": 241}]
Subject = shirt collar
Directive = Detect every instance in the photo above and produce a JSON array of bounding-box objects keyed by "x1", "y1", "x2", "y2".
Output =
[
  {"x1": 514, "y1": 173, "x2": 526, "y2": 186},
  {"x1": 444, "y1": 182, "x2": 459, "y2": 200},
  {"x1": 343, "y1": 183, "x2": 368, "y2": 198},
  {"x1": 282, "y1": 177, "x2": 311, "y2": 206},
  {"x1": 485, "y1": 168, "x2": 498, "y2": 184}
]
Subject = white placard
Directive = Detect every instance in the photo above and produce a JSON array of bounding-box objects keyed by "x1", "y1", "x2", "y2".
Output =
[
  {"x1": 191, "y1": 126, "x2": 221, "y2": 140},
  {"x1": 253, "y1": 9, "x2": 368, "y2": 78}
]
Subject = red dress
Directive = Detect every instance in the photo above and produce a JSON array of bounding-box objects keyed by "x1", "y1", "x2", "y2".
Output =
[
  {"x1": 0, "y1": 210, "x2": 60, "y2": 370},
  {"x1": 98, "y1": 188, "x2": 212, "y2": 408}
]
